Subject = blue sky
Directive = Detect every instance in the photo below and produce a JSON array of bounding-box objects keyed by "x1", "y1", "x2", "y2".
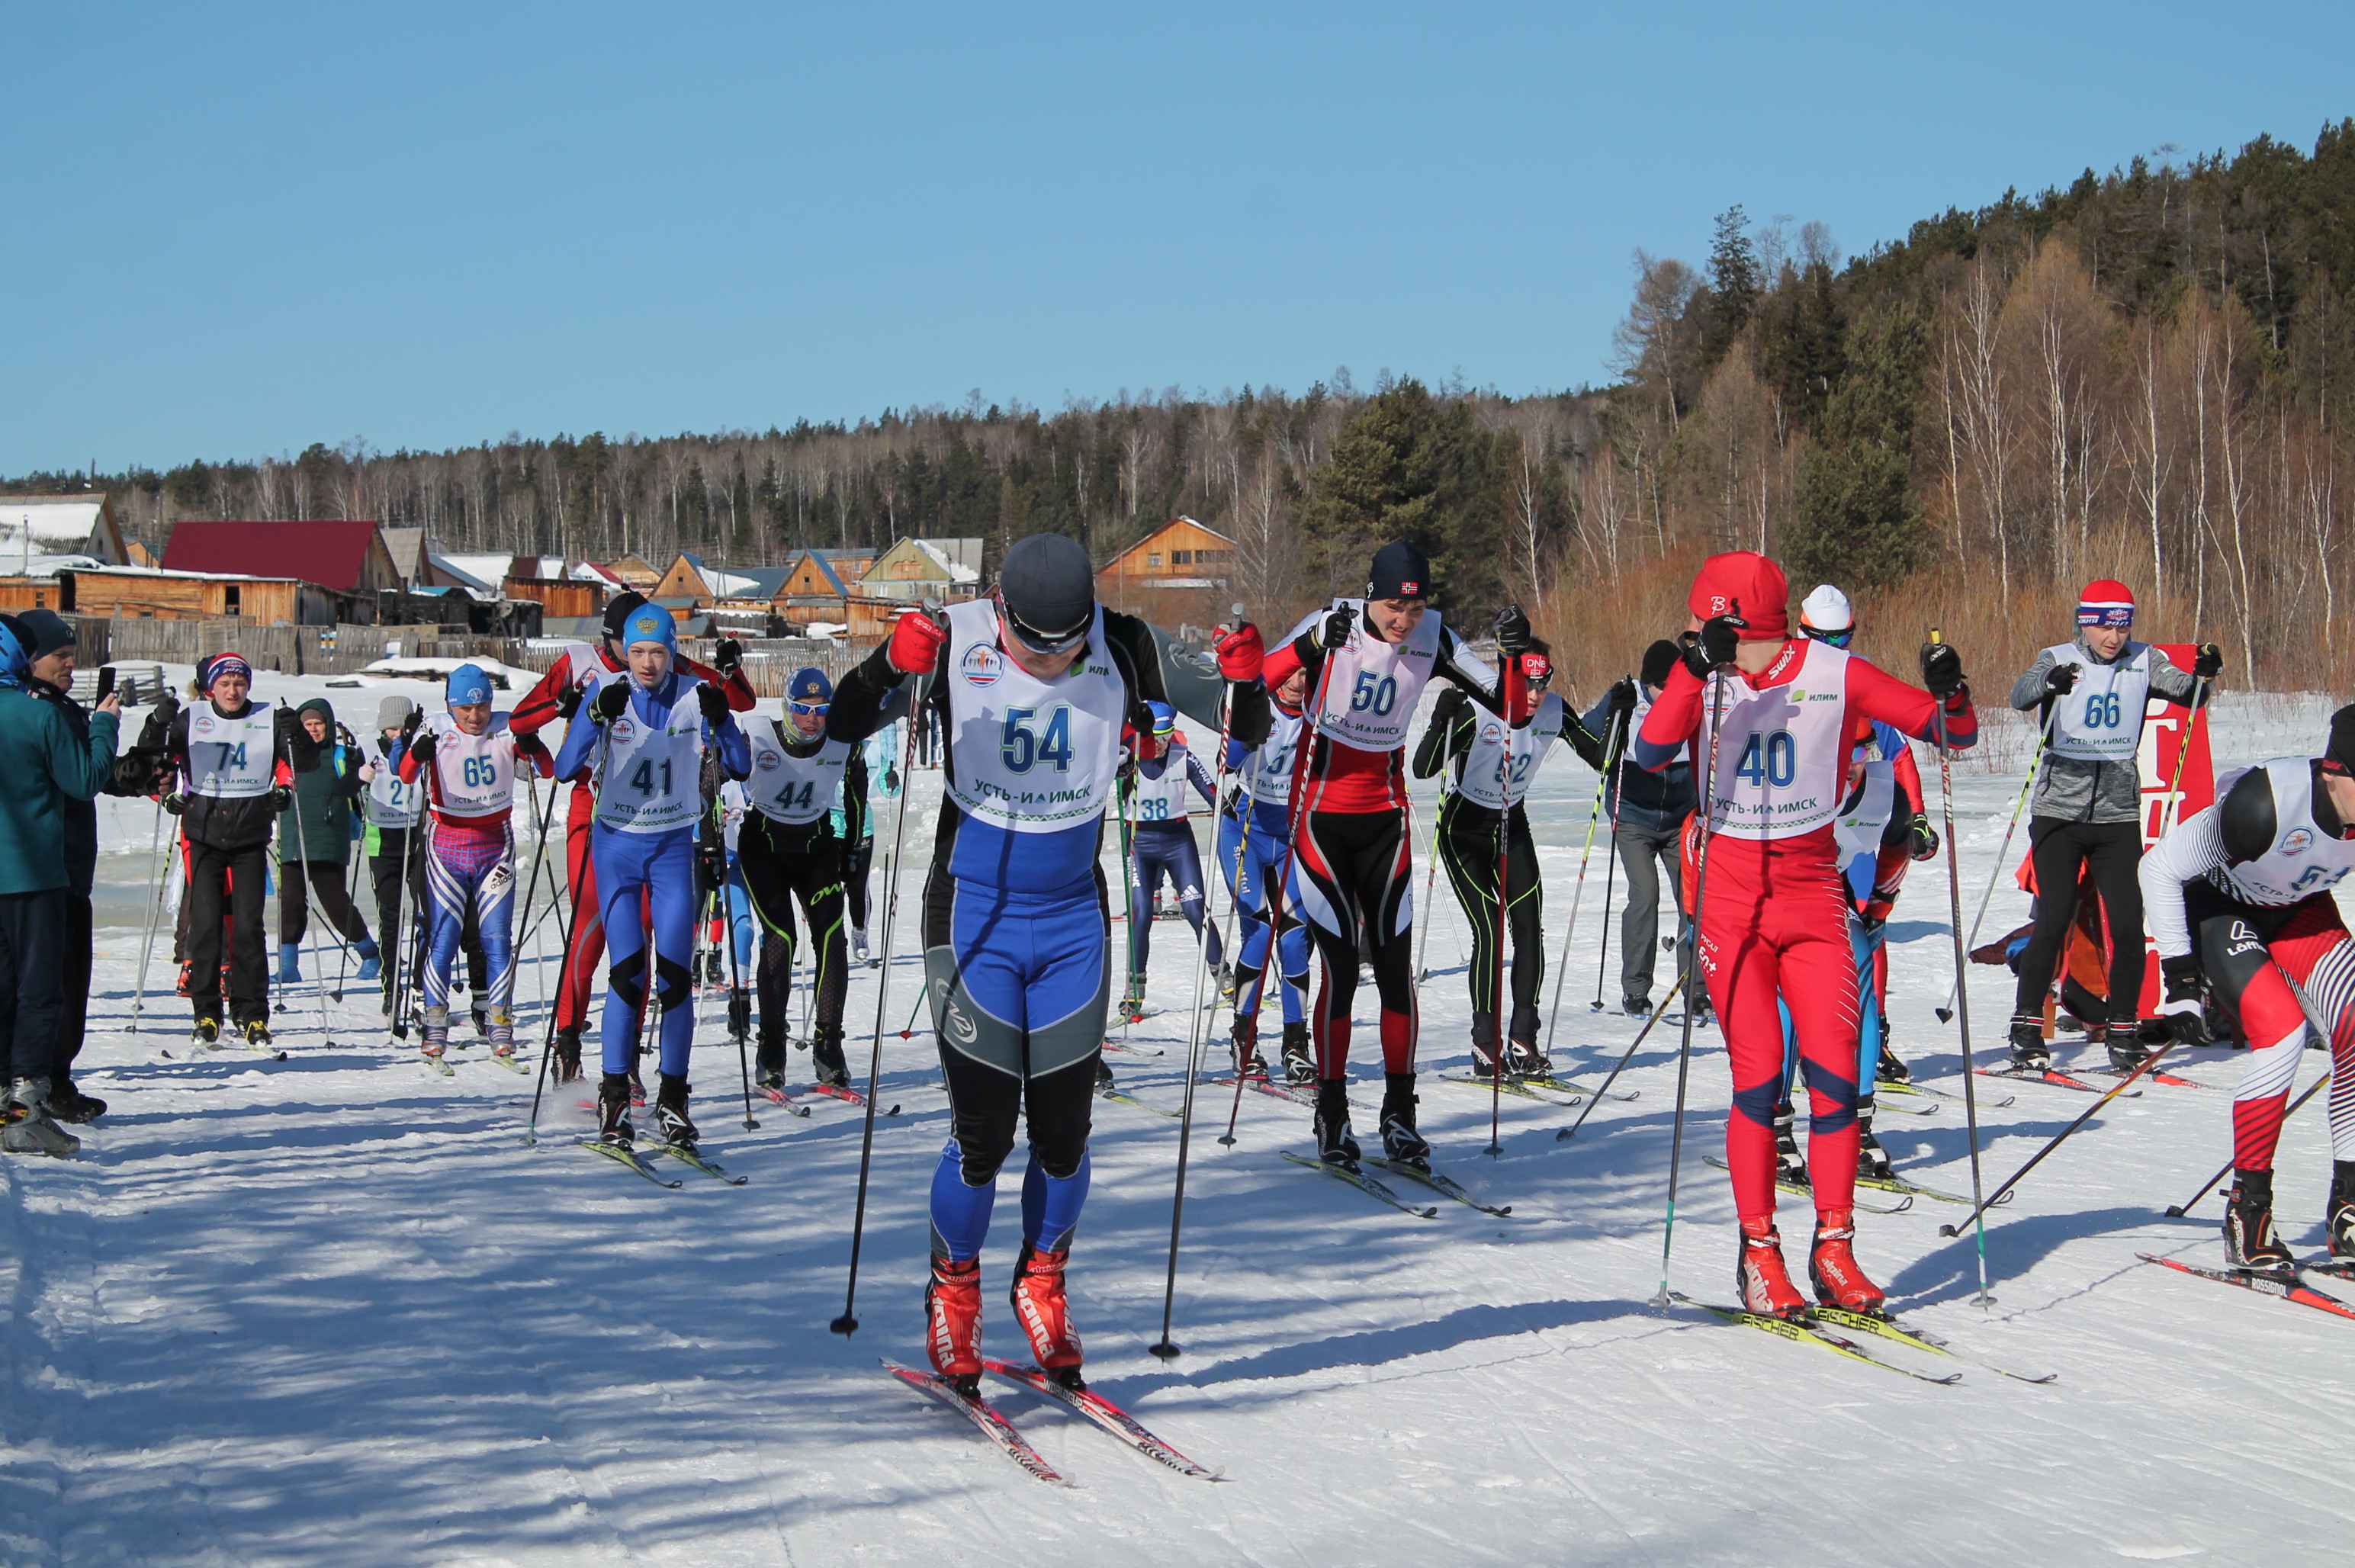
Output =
[{"x1": 8, "y1": 2, "x2": 2353, "y2": 474}]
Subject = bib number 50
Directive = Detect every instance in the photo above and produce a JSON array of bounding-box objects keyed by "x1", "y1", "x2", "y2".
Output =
[{"x1": 1350, "y1": 672, "x2": 1398, "y2": 716}]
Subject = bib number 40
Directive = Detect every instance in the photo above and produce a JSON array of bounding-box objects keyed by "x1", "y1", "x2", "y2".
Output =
[{"x1": 1734, "y1": 730, "x2": 1797, "y2": 789}]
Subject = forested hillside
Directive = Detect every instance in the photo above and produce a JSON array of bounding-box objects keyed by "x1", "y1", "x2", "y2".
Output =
[{"x1": 13, "y1": 118, "x2": 2355, "y2": 692}]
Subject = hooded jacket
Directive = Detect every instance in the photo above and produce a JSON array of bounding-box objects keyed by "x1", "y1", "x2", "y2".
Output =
[{"x1": 278, "y1": 696, "x2": 365, "y2": 866}]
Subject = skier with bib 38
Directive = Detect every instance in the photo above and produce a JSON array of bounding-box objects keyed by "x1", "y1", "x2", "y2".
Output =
[
  {"x1": 1119, "y1": 700, "x2": 1224, "y2": 1017},
  {"x1": 1634, "y1": 551, "x2": 1977, "y2": 1319},
  {"x1": 827, "y1": 533, "x2": 1173, "y2": 1395},
  {"x1": 2138, "y1": 704, "x2": 2355, "y2": 1275},
  {"x1": 553, "y1": 607, "x2": 751, "y2": 1153},
  {"x1": 2006, "y1": 579, "x2": 2219, "y2": 1072},
  {"x1": 1220, "y1": 541, "x2": 1518, "y2": 1174}
]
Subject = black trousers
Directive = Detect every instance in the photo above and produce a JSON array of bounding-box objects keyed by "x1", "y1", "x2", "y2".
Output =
[
  {"x1": 843, "y1": 836, "x2": 875, "y2": 931},
  {"x1": 187, "y1": 841, "x2": 270, "y2": 1025},
  {"x1": 53, "y1": 892, "x2": 93, "y2": 1080},
  {"x1": 2014, "y1": 817, "x2": 2148, "y2": 1024},
  {"x1": 739, "y1": 815, "x2": 850, "y2": 1068},
  {"x1": 1438, "y1": 795, "x2": 1545, "y2": 1043},
  {"x1": 280, "y1": 859, "x2": 371, "y2": 946},
  {"x1": 0, "y1": 888, "x2": 69, "y2": 1080}
]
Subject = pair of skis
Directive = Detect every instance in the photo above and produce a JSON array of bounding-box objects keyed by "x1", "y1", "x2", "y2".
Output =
[
  {"x1": 2138, "y1": 1252, "x2": 2355, "y2": 1323},
  {"x1": 1671, "y1": 1294, "x2": 2055, "y2": 1385},
  {"x1": 885, "y1": 1358, "x2": 1219, "y2": 1484},
  {"x1": 1278, "y1": 1149, "x2": 1514, "y2": 1219},
  {"x1": 577, "y1": 1136, "x2": 746, "y2": 1187}
]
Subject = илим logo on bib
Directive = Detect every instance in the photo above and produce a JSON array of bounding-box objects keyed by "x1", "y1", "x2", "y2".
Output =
[{"x1": 962, "y1": 644, "x2": 1003, "y2": 687}]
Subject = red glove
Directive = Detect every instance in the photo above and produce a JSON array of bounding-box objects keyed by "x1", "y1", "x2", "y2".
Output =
[
  {"x1": 1215, "y1": 622, "x2": 1264, "y2": 682},
  {"x1": 888, "y1": 607, "x2": 948, "y2": 675}
]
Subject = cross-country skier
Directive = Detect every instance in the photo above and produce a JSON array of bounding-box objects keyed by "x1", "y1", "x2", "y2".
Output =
[
  {"x1": 2006, "y1": 579, "x2": 2219, "y2": 1072},
  {"x1": 1633, "y1": 551, "x2": 1977, "y2": 1318},
  {"x1": 553, "y1": 606, "x2": 750, "y2": 1151},
  {"x1": 736, "y1": 667, "x2": 859, "y2": 1093},
  {"x1": 1583, "y1": 640, "x2": 1696, "y2": 1017},
  {"x1": 1219, "y1": 662, "x2": 1313, "y2": 1083},
  {"x1": 509, "y1": 591, "x2": 756, "y2": 1081},
  {"x1": 143, "y1": 653, "x2": 321, "y2": 1046},
  {"x1": 1219, "y1": 541, "x2": 1517, "y2": 1174},
  {"x1": 1117, "y1": 700, "x2": 1225, "y2": 1018},
  {"x1": 1412, "y1": 637, "x2": 1601, "y2": 1076},
  {"x1": 827, "y1": 532, "x2": 1172, "y2": 1395},
  {"x1": 276, "y1": 698, "x2": 378, "y2": 985},
  {"x1": 397, "y1": 664, "x2": 554, "y2": 1068},
  {"x1": 0, "y1": 614, "x2": 119, "y2": 1157},
  {"x1": 2138, "y1": 703, "x2": 2355, "y2": 1274},
  {"x1": 358, "y1": 696, "x2": 490, "y2": 1029}
]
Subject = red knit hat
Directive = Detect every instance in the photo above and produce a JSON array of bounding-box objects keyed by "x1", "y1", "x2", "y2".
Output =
[
  {"x1": 1688, "y1": 551, "x2": 1790, "y2": 641},
  {"x1": 2077, "y1": 579, "x2": 2135, "y2": 628}
]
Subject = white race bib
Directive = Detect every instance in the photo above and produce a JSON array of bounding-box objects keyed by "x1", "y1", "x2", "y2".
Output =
[
  {"x1": 940, "y1": 597, "x2": 1125, "y2": 834},
  {"x1": 2217, "y1": 760, "x2": 2355, "y2": 906},
  {"x1": 593, "y1": 673, "x2": 707, "y2": 834},
  {"x1": 2047, "y1": 641, "x2": 2154, "y2": 761},
  {"x1": 1128, "y1": 740, "x2": 1196, "y2": 825},
  {"x1": 363, "y1": 740, "x2": 420, "y2": 827},
  {"x1": 1455, "y1": 692, "x2": 1567, "y2": 810},
  {"x1": 1704, "y1": 641, "x2": 1852, "y2": 840},
  {"x1": 429, "y1": 712, "x2": 519, "y2": 818},
  {"x1": 744, "y1": 715, "x2": 849, "y2": 825},
  {"x1": 1286, "y1": 600, "x2": 1457, "y2": 753},
  {"x1": 1244, "y1": 705, "x2": 1304, "y2": 808},
  {"x1": 187, "y1": 702, "x2": 277, "y2": 799}
]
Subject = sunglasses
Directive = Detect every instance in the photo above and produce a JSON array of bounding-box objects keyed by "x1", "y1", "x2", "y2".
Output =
[
  {"x1": 1004, "y1": 607, "x2": 1091, "y2": 655},
  {"x1": 1804, "y1": 626, "x2": 1854, "y2": 649},
  {"x1": 789, "y1": 699, "x2": 831, "y2": 717}
]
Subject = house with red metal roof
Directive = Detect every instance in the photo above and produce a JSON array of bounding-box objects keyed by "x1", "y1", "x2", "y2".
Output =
[{"x1": 161, "y1": 520, "x2": 406, "y2": 596}]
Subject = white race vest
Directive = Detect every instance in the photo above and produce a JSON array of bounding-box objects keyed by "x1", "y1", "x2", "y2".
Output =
[
  {"x1": 1242, "y1": 705, "x2": 1305, "y2": 808},
  {"x1": 744, "y1": 715, "x2": 849, "y2": 825},
  {"x1": 2047, "y1": 641, "x2": 2153, "y2": 761},
  {"x1": 1128, "y1": 741, "x2": 1197, "y2": 825},
  {"x1": 593, "y1": 672, "x2": 707, "y2": 834},
  {"x1": 2215, "y1": 760, "x2": 2355, "y2": 906},
  {"x1": 718, "y1": 781, "x2": 747, "y2": 853},
  {"x1": 362, "y1": 739, "x2": 420, "y2": 827},
  {"x1": 940, "y1": 596, "x2": 1124, "y2": 834},
  {"x1": 1288, "y1": 599, "x2": 1449, "y2": 753},
  {"x1": 1704, "y1": 641, "x2": 1851, "y2": 840},
  {"x1": 428, "y1": 712, "x2": 519, "y2": 819},
  {"x1": 1456, "y1": 692, "x2": 1568, "y2": 810},
  {"x1": 1832, "y1": 741, "x2": 1899, "y2": 866},
  {"x1": 187, "y1": 702, "x2": 278, "y2": 799}
]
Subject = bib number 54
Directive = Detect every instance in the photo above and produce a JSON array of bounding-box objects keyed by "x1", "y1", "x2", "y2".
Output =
[{"x1": 1001, "y1": 705, "x2": 1074, "y2": 774}]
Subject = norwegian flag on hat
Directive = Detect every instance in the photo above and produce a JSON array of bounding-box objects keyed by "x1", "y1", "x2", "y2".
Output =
[{"x1": 2077, "y1": 578, "x2": 2135, "y2": 627}]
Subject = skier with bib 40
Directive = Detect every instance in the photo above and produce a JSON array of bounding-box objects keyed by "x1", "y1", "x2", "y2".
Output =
[
  {"x1": 827, "y1": 533, "x2": 1174, "y2": 1396},
  {"x1": 1633, "y1": 552, "x2": 1977, "y2": 1319}
]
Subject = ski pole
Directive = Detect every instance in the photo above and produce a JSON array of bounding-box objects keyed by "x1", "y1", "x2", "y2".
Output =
[
  {"x1": 2157, "y1": 673, "x2": 2212, "y2": 840},
  {"x1": 1925, "y1": 629, "x2": 1995, "y2": 1308},
  {"x1": 1592, "y1": 714, "x2": 1631, "y2": 1012},
  {"x1": 1540, "y1": 705, "x2": 1623, "y2": 1062},
  {"x1": 129, "y1": 805, "x2": 169, "y2": 1033},
  {"x1": 522, "y1": 799, "x2": 582, "y2": 1145},
  {"x1": 1551, "y1": 971, "x2": 1681, "y2": 1142},
  {"x1": 1650, "y1": 664, "x2": 1723, "y2": 1312},
  {"x1": 2166, "y1": 1070, "x2": 2331, "y2": 1217},
  {"x1": 833, "y1": 651, "x2": 930, "y2": 1338},
  {"x1": 717, "y1": 829, "x2": 760, "y2": 1134},
  {"x1": 284, "y1": 780, "x2": 337, "y2": 1047},
  {"x1": 1486, "y1": 679, "x2": 1517, "y2": 1158},
  {"x1": 1412, "y1": 771, "x2": 1448, "y2": 983},
  {"x1": 1936, "y1": 703, "x2": 2055, "y2": 1023},
  {"x1": 1939, "y1": 1035, "x2": 2185, "y2": 1236},
  {"x1": 1151, "y1": 625, "x2": 1248, "y2": 1359}
]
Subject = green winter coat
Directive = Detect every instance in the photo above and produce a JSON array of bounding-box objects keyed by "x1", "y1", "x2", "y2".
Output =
[
  {"x1": 278, "y1": 696, "x2": 363, "y2": 867},
  {"x1": 0, "y1": 685, "x2": 118, "y2": 896}
]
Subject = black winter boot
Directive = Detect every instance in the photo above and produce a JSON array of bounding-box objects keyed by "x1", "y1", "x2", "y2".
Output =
[
  {"x1": 1280, "y1": 1022, "x2": 1314, "y2": 1084},
  {"x1": 653, "y1": 1072, "x2": 698, "y2": 1149},
  {"x1": 596, "y1": 1072, "x2": 635, "y2": 1147},
  {"x1": 1377, "y1": 1072, "x2": 1429, "y2": 1168},
  {"x1": 2223, "y1": 1168, "x2": 2293, "y2": 1273},
  {"x1": 1314, "y1": 1079, "x2": 1360, "y2": 1171},
  {"x1": 811, "y1": 1025, "x2": 850, "y2": 1091},
  {"x1": 2329, "y1": 1162, "x2": 2355, "y2": 1263},
  {"x1": 553, "y1": 1025, "x2": 583, "y2": 1085},
  {"x1": 1772, "y1": 1098, "x2": 1809, "y2": 1192},
  {"x1": 2008, "y1": 1017, "x2": 2051, "y2": 1072}
]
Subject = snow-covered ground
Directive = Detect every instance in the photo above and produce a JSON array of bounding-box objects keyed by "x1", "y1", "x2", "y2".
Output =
[{"x1": 7, "y1": 671, "x2": 2353, "y2": 1565}]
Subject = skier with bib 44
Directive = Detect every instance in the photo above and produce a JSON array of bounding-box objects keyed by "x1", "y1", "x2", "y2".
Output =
[
  {"x1": 1633, "y1": 552, "x2": 1977, "y2": 1319},
  {"x1": 827, "y1": 533, "x2": 1174, "y2": 1396}
]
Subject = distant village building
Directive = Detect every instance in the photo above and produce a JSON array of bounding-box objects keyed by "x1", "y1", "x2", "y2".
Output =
[
  {"x1": 162, "y1": 520, "x2": 405, "y2": 599},
  {"x1": 50, "y1": 566, "x2": 339, "y2": 625},
  {"x1": 857, "y1": 537, "x2": 982, "y2": 602},
  {"x1": 1094, "y1": 517, "x2": 1236, "y2": 628},
  {"x1": 0, "y1": 495, "x2": 131, "y2": 570}
]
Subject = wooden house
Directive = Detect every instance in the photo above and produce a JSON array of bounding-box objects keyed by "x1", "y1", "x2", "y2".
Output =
[
  {"x1": 856, "y1": 537, "x2": 983, "y2": 603},
  {"x1": 1094, "y1": 517, "x2": 1236, "y2": 625},
  {"x1": 51, "y1": 566, "x2": 338, "y2": 625},
  {"x1": 599, "y1": 554, "x2": 664, "y2": 593},
  {"x1": 162, "y1": 520, "x2": 403, "y2": 598},
  {"x1": 0, "y1": 495, "x2": 131, "y2": 569}
]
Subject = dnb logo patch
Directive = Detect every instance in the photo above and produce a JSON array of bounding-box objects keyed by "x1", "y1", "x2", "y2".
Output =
[{"x1": 961, "y1": 644, "x2": 1003, "y2": 687}]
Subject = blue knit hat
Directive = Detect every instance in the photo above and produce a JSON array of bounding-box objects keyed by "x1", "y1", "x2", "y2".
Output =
[
  {"x1": 0, "y1": 616, "x2": 27, "y2": 690},
  {"x1": 786, "y1": 667, "x2": 834, "y2": 705},
  {"x1": 446, "y1": 662, "x2": 493, "y2": 706},
  {"x1": 620, "y1": 605, "x2": 677, "y2": 652},
  {"x1": 1146, "y1": 699, "x2": 1175, "y2": 738}
]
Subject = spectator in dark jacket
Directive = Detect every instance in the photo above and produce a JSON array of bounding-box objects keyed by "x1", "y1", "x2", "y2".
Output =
[
  {"x1": 276, "y1": 696, "x2": 378, "y2": 983},
  {"x1": 0, "y1": 614, "x2": 119, "y2": 1156},
  {"x1": 139, "y1": 652, "x2": 319, "y2": 1043},
  {"x1": 1579, "y1": 639, "x2": 1698, "y2": 1016}
]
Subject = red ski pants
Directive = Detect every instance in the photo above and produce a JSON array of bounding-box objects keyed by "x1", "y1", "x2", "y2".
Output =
[
  {"x1": 1694, "y1": 831, "x2": 1863, "y2": 1223},
  {"x1": 2200, "y1": 894, "x2": 2355, "y2": 1171},
  {"x1": 557, "y1": 784, "x2": 602, "y2": 1033}
]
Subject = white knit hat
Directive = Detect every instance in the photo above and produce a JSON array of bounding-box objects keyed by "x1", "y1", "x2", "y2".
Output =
[{"x1": 1799, "y1": 583, "x2": 1853, "y2": 633}]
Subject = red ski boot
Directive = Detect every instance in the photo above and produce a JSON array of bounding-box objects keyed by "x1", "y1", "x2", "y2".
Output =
[
  {"x1": 925, "y1": 1255, "x2": 983, "y2": 1391},
  {"x1": 1736, "y1": 1216, "x2": 1808, "y2": 1319},
  {"x1": 1008, "y1": 1242, "x2": 1084, "y2": 1387},
  {"x1": 1808, "y1": 1207, "x2": 1888, "y2": 1313}
]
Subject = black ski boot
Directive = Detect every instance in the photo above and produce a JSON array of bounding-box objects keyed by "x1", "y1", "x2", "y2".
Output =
[
  {"x1": 1280, "y1": 1022, "x2": 1315, "y2": 1085},
  {"x1": 726, "y1": 987, "x2": 752, "y2": 1041},
  {"x1": 2223, "y1": 1168, "x2": 2294, "y2": 1274},
  {"x1": 2106, "y1": 1023, "x2": 2151, "y2": 1074},
  {"x1": 2328, "y1": 1162, "x2": 2355, "y2": 1264},
  {"x1": 1505, "y1": 1038, "x2": 1548, "y2": 1079},
  {"x1": 1314, "y1": 1079, "x2": 1361, "y2": 1171},
  {"x1": 1855, "y1": 1103, "x2": 1894, "y2": 1182},
  {"x1": 2008, "y1": 1017, "x2": 2051, "y2": 1072},
  {"x1": 1772, "y1": 1098, "x2": 1809, "y2": 1192},
  {"x1": 1470, "y1": 1013, "x2": 1503, "y2": 1076},
  {"x1": 755, "y1": 1028, "x2": 787, "y2": 1091},
  {"x1": 811, "y1": 1024, "x2": 850, "y2": 1091},
  {"x1": 553, "y1": 1026, "x2": 583, "y2": 1085},
  {"x1": 1230, "y1": 1020, "x2": 1267, "y2": 1081},
  {"x1": 1095, "y1": 1057, "x2": 1118, "y2": 1095},
  {"x1": 1875, "y1": 1033, "x2": 1910, "y2": 1084},
  {"x1": 1378, "y1": 1072, "x2": 1429, "y2": 1169},
  {"x1": 596, "y1": 1072, "x2": 635, "y2": 1148},
  {"x1": 45, "y1": 1078, "x2": 107, "y2": 1124},
  {"x1": 653, "y1": 1072, "x2": 698, "y2": 1150}
]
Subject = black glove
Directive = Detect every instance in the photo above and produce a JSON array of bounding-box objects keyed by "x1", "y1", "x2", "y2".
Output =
[
  {"x1": 268, "y1": 786, "x2": 294, "y2": 811},
  {"x1": 715, "y1": 638, "x2": 744, "y2": 678},
  {"x1": 1608, "y1": 676, "x2": 1638, "y2": 721},
  {"x1": 406, "y1": 731, "x2": 437, "y2": 770},
  {"x1": 697, "y1": 682, "x2": 731, "y2": 726},
  {"x1": 2161, "y1": 954, "x2": 2205, "y2": 1007},
  {"x1": 400, "y1": 706, "x2": 424, "y2": 741},
  {"x1": 146, "y1": 687, "x2": 181, "y2": 741},
  {"x1": 593, "y1": 681, "x2": 631, "y2": 723},
  {"x1": 2193, "y1": 643, "x2": 2223, "y2": 680},
  {"x1": 555, "y1": 683, "x2": 583, "y2": 721},
  {"x1": 1679, "y1": 615, "x2": 1744, "y2": 679},
  {"x1": 1494, "y1": 604, "x2": 1531, "y2": 655},
  {"x1": 2043, "y1": 662, "x2": 2080, "y2": 699},
  {"x1": 274, "y1": 707, "x2": 300, "y2": 743},
  {"x1": 1314, "y1": 606, "x2": 1356, "y2": 651},
  {"x1": 1431, "y1": 686, "x2": 1467, "y2": 727},
  {"x1": 161, "y1": 792, "x2": 187, "y2": 816},
  {"x1": 1908, "y1": 812, "x2": 1939, "y2": 861},
  {"x1": 726, "y1": 988, "x2": 751, "y2": 1039},
  {"x1": 2147, "y1": 956, "x2": 2212, "y2": 1047},
  {"x1": 697, "y1": 838, "x2": 727, "y2": 886},
  {"x1": 2141, "y1": 1008, "x2": 2212, "y2": 1049},
  {"x1": 1920, "y1": 641, "x2": 1966, "y2": 700}
]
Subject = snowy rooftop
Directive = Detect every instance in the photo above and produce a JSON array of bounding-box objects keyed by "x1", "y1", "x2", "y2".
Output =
[{"x1": 0, "y1": 497, "x2": 108, "y2": 561}]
